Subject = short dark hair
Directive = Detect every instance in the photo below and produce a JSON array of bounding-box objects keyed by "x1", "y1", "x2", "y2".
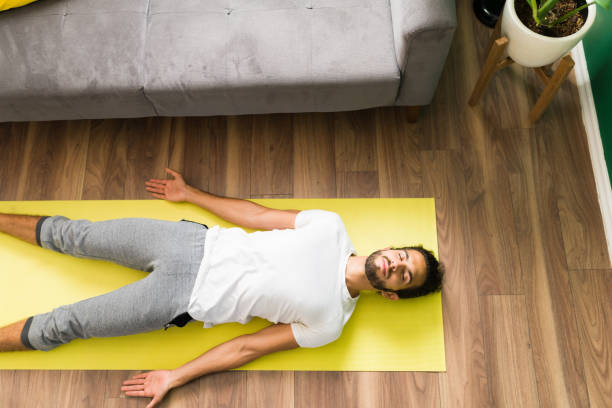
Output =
[{"x1": 391, "y1": 245, "x2": 444, "y2": 299}]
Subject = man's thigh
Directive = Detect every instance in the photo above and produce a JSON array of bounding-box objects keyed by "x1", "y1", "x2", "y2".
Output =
[{"x1": 39, "y1": 216, "x2": 205, "y2": 272}]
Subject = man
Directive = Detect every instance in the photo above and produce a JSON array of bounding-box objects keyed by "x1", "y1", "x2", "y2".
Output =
[{"x1": 0, "y1": 168, "x2": 443, "y2": 408}]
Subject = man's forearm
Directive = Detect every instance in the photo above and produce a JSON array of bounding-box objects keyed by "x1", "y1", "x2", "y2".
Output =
[
  {"x1": 185, "y1": 186, "x2": 269, "y2": 229},
  {"x1": 168, "y1": 335, "x2": 256, "y2": 389}
]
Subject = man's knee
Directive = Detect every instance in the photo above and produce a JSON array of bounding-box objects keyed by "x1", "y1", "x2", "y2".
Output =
[
  {"x1": 28, "y1": 307, "x2": 88, "y2": 351},
  {"x1": 39, "y1": 216, "x2": 91, "y2": 255}
]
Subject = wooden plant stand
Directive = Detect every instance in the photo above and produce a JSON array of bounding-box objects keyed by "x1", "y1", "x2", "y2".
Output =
[{"x1": 468, "y1": 18, "x2": 575, "y2": 123}]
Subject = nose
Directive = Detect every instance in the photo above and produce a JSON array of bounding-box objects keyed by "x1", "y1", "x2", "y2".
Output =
[{"x1": 390, "y1": 256, "x2": 403, "y2": 272}]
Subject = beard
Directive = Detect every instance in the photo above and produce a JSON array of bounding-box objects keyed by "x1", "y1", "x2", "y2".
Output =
[{"x1": 365, "y1": 250, "x2": 388, "y2": 291}]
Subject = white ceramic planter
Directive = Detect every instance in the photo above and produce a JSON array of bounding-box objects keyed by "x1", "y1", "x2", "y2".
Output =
[{"x1": 501, "y1": 0, "x2": 596, "y2": 67}]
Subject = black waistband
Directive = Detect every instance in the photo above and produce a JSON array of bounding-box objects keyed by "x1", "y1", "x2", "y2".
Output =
[
  {"x1": 164, "y1": 312, "x2": 194, "y2": 330},
  {"x1": 180, "y1": 219, "x2": 208, "y2": 228}
]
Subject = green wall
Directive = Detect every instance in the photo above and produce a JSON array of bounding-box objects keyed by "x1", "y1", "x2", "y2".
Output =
[{"x1": 582, "y1": 6, "x2": 612, "y2": 182}]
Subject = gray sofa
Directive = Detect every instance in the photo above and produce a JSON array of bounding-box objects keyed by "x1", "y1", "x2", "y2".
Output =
[{"x1": 0, "y1": 0, "x2": 456, "y2": 123}]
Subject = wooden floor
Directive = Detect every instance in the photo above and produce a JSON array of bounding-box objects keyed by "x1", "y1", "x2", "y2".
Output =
[{"x1": 1, "y1": 0, "x2": 611, "y2": 406}]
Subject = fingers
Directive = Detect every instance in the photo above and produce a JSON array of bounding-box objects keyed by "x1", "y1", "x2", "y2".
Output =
[
  {"x1": 165, "y1": 167, "x2": 179, "y2": 177},
  {"x1": 146, "y1": 189, "x2": 167, "y2": 199},
  {"x1": 121, "y1": 373, "x2": 151, "y2": 398},
  {"x1": 123, "y1": 379, "x2": 144, "y2": 385},
  {"x1": 166, "y1": 167, "x2": 184, "y2": 182},
  {"x1": 145, "y1": 182, "x2": 168, "y2": 200},
  {"x1": 125, "y1": 390, "x2": 147, "y2": 397},
  {"x1": 146, "y1": 179, "x2": 167, "y2": 185},
  {"x1": 121, "y1": 384, "x2": 145, "y2": 392},
  {"x1": 145, "y1": 184, "x2": 165, "y2": 194},
  {"x1": 146, "y1": 168, "x2": 182, "y2": 186}
]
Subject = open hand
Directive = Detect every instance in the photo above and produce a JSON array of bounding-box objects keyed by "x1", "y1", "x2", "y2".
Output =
[
  {"x1": 121, "y1": 370, "x2": 172, "y2": 408},
  {"x1": 145, "y1": 168, "x2": 188, "y2": 202}
]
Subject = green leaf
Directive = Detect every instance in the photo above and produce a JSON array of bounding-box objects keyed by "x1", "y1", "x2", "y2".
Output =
[
  {"x1": 527, "y1": 0, "x2": 541, "y2": 24},
  {"x1": 596, "y1": 0, "x2": 610, "y2": 9},
  {"x1": 538, "y1": 0, "x2": 560, "y2": 20},
  {"x1": 525, "y1": 0, "x2": 537, "y2": 11}
]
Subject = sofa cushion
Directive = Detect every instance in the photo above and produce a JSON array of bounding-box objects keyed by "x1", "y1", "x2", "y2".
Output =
[
  {"x1": 144, "y1": 0, "x2": 400, "y2": 116},
  {"x1": 0, "y1": 0, "x2": 156, "y2": 121}
]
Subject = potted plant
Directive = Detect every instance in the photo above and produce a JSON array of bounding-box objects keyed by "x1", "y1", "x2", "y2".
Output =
[{"x1": 501, "y1": 0, "x2": 609, "y2": 67}]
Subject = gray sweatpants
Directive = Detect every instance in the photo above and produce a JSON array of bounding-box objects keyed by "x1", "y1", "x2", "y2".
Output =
[{"x1": 22, "y1": 216, "x2": 207, "y2": 351}]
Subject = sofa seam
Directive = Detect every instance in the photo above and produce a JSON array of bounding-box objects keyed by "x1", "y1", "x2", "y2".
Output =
[
  {"x1": 141, "y1": 0, "x2": 160, "y2": 116},
  {"x1": 393, "y1": 26, "x2": 456, "y2": 105}
]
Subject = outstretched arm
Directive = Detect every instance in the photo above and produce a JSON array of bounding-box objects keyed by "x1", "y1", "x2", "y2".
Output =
[
  {"x1": 145, "y1": 168, "x2": 299, "y2": 230},
  {"x1": 121, "y1": 323, "x2": 298, "y2": 408}
]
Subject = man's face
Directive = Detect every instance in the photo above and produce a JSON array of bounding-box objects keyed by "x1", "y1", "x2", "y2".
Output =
[{"x1": 365, "y1": 248, "x2": 427, "y2": 295}]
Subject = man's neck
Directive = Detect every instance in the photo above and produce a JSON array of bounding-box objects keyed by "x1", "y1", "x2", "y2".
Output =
[{"x1": 344, "y1": 255, "x2": 375, "y2": 298}]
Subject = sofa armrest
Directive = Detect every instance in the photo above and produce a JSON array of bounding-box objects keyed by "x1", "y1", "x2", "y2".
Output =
[{"x1": 389, "y1": 0, "x2": 457, "y2": 106}]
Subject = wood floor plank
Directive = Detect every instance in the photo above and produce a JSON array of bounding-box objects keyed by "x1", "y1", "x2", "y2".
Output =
[
  {"x1": 167, "y1": 118, "x2": 187, "y2": 180},
  {"x1": 103, "y1": 397, "x2": 147, "y2": 408},
  {"x1": 420, "y1": 29, "x2": 471, "y2": 151},
  {"x1": 334, "y1": 109, "x2": 380, "y2": 197},
  {"x1": 58, "y1": 370, "x2": 107, "y2": 407},
  {"x1": 334, "y1": 110, "x2": 377, "y2": 172},
  {"x1": 441, "y1": 0, "x2": 522, "y2": 297},
  {"x1": 15, "y1": 120, "x2": 89, "y2": 200},
  {"x1": 0, "y1": 370, "x2": 15, "y2": 407},
  {"x1": 83, "y1": 118, "x2": 170, "y2": 200},
  {"x1": 105, "y1": 370, "x2": 148, "y2": 407},
  {"x1": 124, "y1": 118, "x2": 172, "y2": 200},
  {"x1": 536, "y1": 80, "x2": 610, "y2": 269},
  {"x1": 462, "y1": 127, "x2": 523, "y2": 295},
  {"x1": 376, "y1": 107, "x2": 423, "y2": 197},
  {"x1": 479, "y1": 59, "x2": 532, "y2": 130},
  {"x1": 250, "y1": 194, "x2": 293, "y2": 199},
  {"x1": 421, "y1": 150, "x2": 489, "y2": 407},
  {"x1": 247, "y1": 371, "x2": 293, "y2": 408},
  {"x1": 294, "y1": 372, "x2": 349, "y2": 407},
  {"x1": 250, "y1": 114, "x2": 293, "y2": 197},
  {"x1": 167, "y1": 116, "x2": 228, "y2": 196},
  {"x1": 225, "y1": 115, "x2": 253, "y2": 199},
  {"x1": 569, "y1": 269, "x2": 612, "y2": 408},
  {"x1": 481, "y1": 295, "x2": 540, "y2": 407},
  {"x1": 336, "y1": 171, "x2": 379, "y2": 198},
  {"x1": 0, "y1": 122, "x2": 29, "y2": 200},
  {"x1": 377, "y1": 372, "x2": 440, "y2": 408},
  {"x1": 199, "y1": 371, "x2": 247, "y2": 407},
  {"x1": 337, "y1": 372, "x2": 438, "y2": 408},
  {"x1": 9, "y1": 370, "x2": 61, "y2": 408},
  {"x1": 82, "y1": 119, "x2": 130, "y2": 199},
  {"x1": 180, "y1": 117, "x2": 227, "y2": 196},
  {"x1": 293, "y1": 112, "x2": 336, "y2": 198},
  {"x1": 161, "y1": 375, "x2": 199, "y2": 407},
  {"x1": 506, "y1": 130, "x2": 589, "y2": 407}
]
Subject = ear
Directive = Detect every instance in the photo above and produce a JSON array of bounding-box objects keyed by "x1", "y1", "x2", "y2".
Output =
[{"x1": 380, "y1": 291, "x2": 399, "y2": 301}]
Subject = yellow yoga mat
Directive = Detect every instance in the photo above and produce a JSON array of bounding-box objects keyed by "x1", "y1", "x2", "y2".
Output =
[{"x1": 0, "y1": 199, "x2": 445, "y2": 371}]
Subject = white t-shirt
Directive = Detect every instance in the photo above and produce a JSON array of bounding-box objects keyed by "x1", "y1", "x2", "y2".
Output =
[{"x1": 187, "y1": 209, "x2": 359, "y2": 348}]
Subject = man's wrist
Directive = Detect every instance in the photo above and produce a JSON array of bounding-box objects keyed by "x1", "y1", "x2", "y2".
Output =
[
  {"x1": 184, "y1": 185, "x2": 200, "y2": 203},
  {"x1": 168, "y1": 369, "x2": 185, "y2": 389}
]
